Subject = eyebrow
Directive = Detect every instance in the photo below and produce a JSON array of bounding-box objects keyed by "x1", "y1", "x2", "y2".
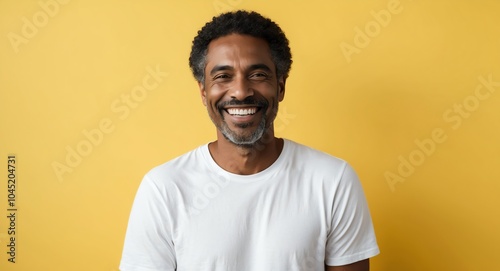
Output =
[
  {"x1": 248, "y1": 64, "x2": 272, "y2": 73},
  {"x1": 210, "y1": 65, "x2": 233, "y2": 76},
  {"x1": 209, "y1": 63, "x2": 273, "y2": 76}
]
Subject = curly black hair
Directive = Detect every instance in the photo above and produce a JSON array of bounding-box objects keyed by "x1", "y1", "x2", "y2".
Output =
[{"x1": 189, "y1": 10, "x2": 292, "y2": 83}]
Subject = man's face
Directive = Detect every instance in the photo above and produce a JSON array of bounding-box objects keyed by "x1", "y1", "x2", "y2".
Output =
[{"x1": 199, "y1": 34, "x2": 285, "y2": 147}]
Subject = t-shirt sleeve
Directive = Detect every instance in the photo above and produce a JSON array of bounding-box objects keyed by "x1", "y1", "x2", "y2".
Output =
[
  {"x1": 325, "y1": 162, "x2": 380, "y2": 266},
  {"x1": 120, "y1": 175, "x2": 176, "y2": 271}
]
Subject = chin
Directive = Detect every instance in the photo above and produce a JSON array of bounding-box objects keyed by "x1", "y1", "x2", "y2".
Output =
[{"x1": 222, "y1": 126, "x2": 265, "y2": 147}]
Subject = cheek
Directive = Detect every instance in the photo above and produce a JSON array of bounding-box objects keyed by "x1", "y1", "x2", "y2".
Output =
[
  {"x1": 206, "y1": 97, "x2": 221, "y2": 116},
  {"x1": 207, "y1": 88, "x2": 229, "y2": 113},
  {"x1": 266, "y1": 98, "x2": 279, "y2": 116}
]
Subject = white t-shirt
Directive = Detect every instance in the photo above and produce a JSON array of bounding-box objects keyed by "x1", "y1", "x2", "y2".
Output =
[{"x1": 120, "y1": 139, "x2": 379, "y2": 271}]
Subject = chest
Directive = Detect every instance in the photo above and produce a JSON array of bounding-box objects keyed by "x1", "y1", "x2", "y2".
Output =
[{"x1": 173, "y1": 179, "x2": 330, "y2": 269}]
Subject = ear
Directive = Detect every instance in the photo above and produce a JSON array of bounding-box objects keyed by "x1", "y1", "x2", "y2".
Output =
[
  {"x1": 198, "y1": 81, "x2": 207, "y2": 106},
  {"x1": 277, "y1": 76, "x2": 286, "y2": 102}
]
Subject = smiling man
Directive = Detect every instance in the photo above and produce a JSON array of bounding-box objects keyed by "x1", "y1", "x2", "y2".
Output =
[{"x1": 120, "y1": 10, "x2": 379, "y2": 271}]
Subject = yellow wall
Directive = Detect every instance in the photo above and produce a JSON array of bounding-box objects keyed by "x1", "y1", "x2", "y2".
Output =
[{"x1": 1, "y1": 0, "x2": 499, "y2": 270}]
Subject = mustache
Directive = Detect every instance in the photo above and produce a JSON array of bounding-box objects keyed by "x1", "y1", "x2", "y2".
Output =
[{"x1": 217, "y1": 97, "x2": 268, "y2": 111}]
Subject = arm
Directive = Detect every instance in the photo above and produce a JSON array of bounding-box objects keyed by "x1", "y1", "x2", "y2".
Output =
[
  {"x1": 324, "y1": 163, "x2": 378, "y2": 267},
  {"x1": 325, "y1": 259, "x2": 369, "y2": 271},
  {"x1": 120, "y1": 176, "x2": 177, "y2": 271}
]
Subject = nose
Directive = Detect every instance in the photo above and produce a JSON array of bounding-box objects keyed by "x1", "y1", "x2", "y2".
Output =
[{"x1": 228, "y1": 75, "x2": 254, "y2": 100}]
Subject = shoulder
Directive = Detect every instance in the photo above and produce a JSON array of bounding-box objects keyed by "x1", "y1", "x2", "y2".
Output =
[
  {"x1": 283, "y1": 139, "x2": 363, "y2": 190},
  {"x1": 143, "y1": 144, "x2": 210, "y2": 187},
  {"x1": 284, "y1": 139, "x2": 349, "y2": 173}
]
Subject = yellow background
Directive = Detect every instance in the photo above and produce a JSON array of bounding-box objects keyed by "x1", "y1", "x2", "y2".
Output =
[{"x1": 1, "y1": 0, "x2": 499, "y2": 270}]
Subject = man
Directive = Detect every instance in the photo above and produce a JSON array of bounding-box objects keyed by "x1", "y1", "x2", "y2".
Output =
[{"x1": 120, "y1": 10, "x2": 379, "y2": 271}]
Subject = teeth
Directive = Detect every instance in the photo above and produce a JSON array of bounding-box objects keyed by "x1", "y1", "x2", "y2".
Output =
[{"x1": 227, "y1": 107, "x2": 257, "y2": 116}]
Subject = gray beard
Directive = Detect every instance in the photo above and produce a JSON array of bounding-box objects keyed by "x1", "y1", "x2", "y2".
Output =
[
  {"x1": 219, "y1": 116, "x2": 267, "y2": 147},
  {"x1": 210, "y1": 98, "x2": 277, "y2": 148}
]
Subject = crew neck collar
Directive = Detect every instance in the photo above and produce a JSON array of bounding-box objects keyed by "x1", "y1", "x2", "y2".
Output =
[{"x1": 201, "y1": 139, "x2": 290, "y2": 183}]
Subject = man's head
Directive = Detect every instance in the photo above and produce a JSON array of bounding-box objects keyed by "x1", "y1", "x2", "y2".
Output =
[
  {"x1": 189, "y1": 11, "x2": 292, "y2": 147},
  {"x1": 189, "y1": 10, "x2": 292, "y2": 84}
]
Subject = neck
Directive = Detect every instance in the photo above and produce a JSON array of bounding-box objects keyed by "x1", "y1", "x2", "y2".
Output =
[{"x1": 208, "y1": 128, "x2": 284, "y2": 175}]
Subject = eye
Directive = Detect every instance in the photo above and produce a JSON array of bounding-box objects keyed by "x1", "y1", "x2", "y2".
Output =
[
  {"x1": 250, "y1": 72, "x2": 269, "y2": 80},
  {"x1": 213, "y1": 73, "x2": 231, "y2": 81}
]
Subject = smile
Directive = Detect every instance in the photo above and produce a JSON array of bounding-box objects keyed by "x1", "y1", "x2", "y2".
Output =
[{"x1": 225, "y1": 107, "x2": 259, "y2": 116}]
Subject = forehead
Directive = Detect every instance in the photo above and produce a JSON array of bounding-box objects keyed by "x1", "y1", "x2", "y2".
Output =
[{"x1": 205, "y1": 34, "x2": 274, "y2": 70}]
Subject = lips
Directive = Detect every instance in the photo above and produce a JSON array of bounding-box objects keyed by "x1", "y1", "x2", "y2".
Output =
[{"x1": 217, "y1": 97, "x2": 267, "y2": 121}]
